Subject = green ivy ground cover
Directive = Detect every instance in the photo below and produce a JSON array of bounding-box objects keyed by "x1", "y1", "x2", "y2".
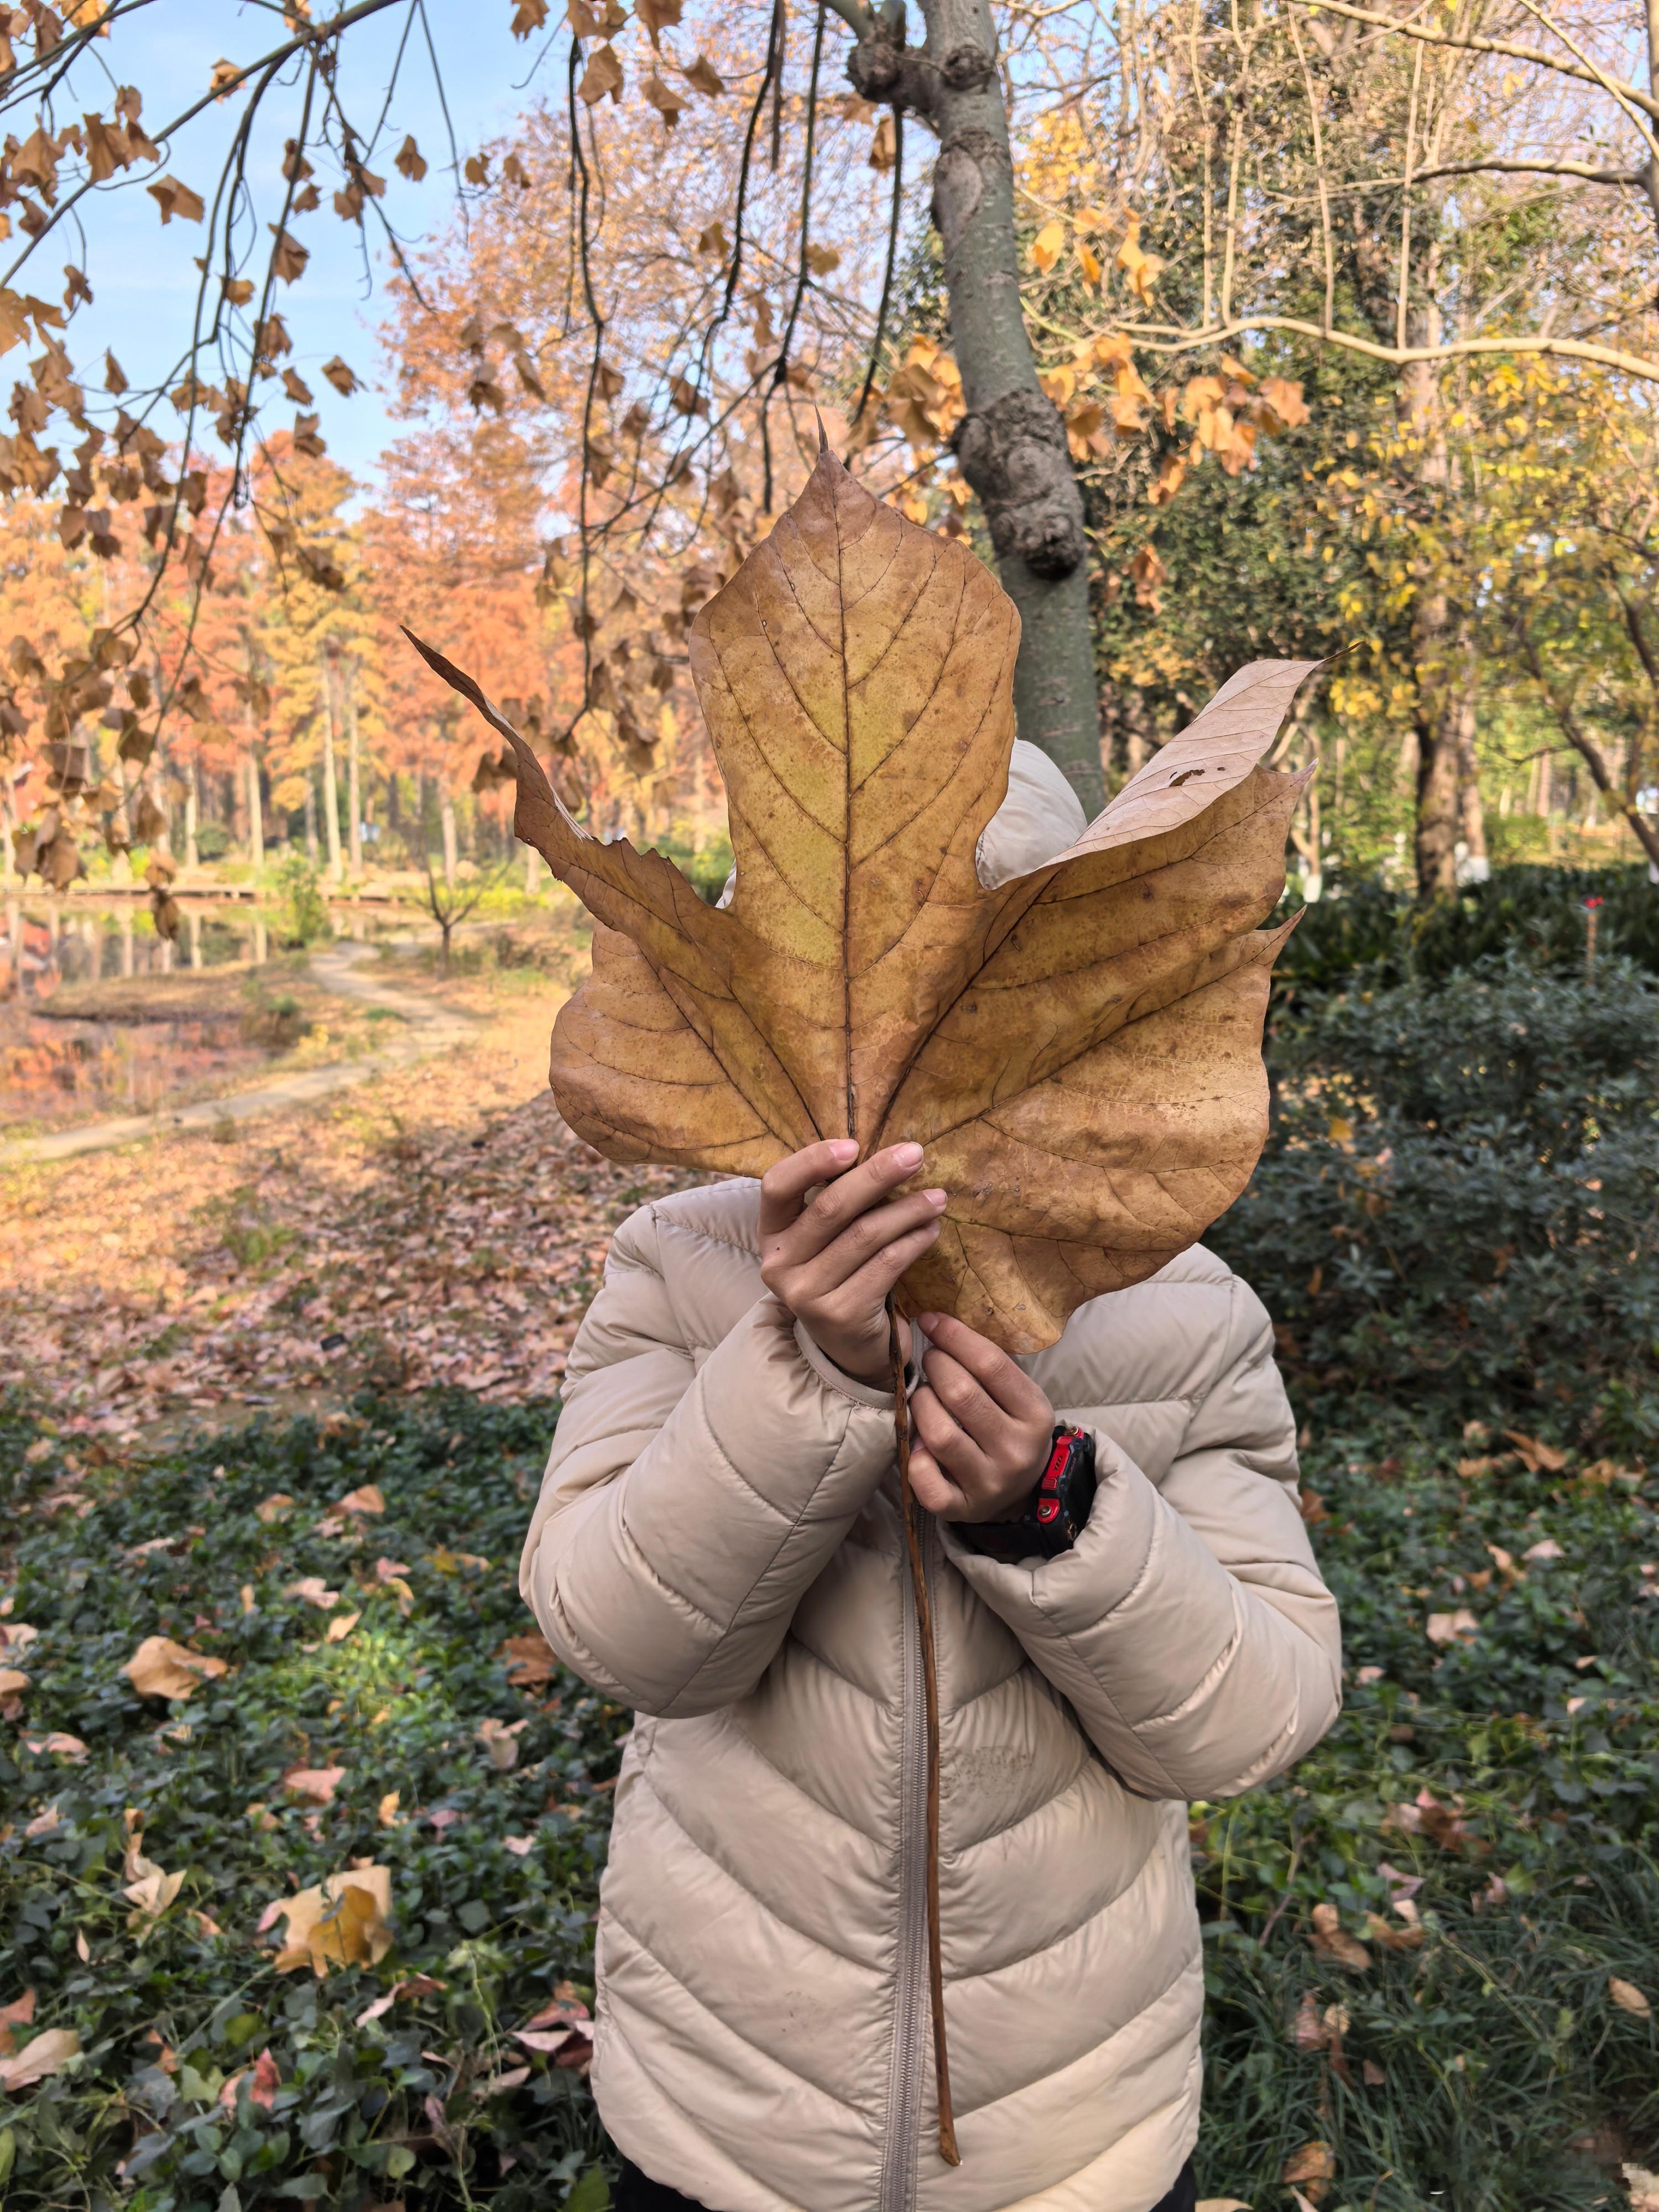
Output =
[{"x1": 3, "y1": 1387, "x2": 1657, "y2": 2212}]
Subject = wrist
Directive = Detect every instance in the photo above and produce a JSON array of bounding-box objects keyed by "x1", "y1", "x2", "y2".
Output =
[{"x1": 799, "y1": 1320, "x2": 890, "y2": 1389}]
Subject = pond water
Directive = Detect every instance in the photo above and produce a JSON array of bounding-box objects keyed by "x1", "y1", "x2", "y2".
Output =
[{"x1": 0, "y1": 895, "x2": 399, "y2": 1135}]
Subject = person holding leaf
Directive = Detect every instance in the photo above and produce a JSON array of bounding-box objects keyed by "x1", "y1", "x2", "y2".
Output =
[{"x1": 415, "y1": 450, "x2": 1343, "y2": 2212}]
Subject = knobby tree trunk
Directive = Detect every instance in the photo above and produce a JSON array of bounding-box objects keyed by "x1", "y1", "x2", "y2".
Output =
[
  {"x1": 304, "y1": 774, "x2": 319, "y2": 865},
  {"x1": 838, "y1": 0, "x2": 1104, "y2": 818}
]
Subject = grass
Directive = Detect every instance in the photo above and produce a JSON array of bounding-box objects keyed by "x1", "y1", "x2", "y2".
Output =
[{"x1": 3, "y1": 1390, "x2": 1656, "y2": 2212}]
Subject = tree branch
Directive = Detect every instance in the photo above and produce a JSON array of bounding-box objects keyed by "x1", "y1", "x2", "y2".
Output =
[
  {"x1": 1516, "y1": 624, "x2": 1659, "y2": 867},
  {"x1": 1285, "y1": 0, "x2": 1659, "y2": 127},
  {"x1": 1406, "y1": 155, "x2": 1647, "y2": 185}
]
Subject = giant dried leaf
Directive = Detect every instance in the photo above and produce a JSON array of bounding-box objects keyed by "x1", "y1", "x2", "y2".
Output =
[{"x1": 406, "y1": 446, "x2": 1311, "y2": 1351}]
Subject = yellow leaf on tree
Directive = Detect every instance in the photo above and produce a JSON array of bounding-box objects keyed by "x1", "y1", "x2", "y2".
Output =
[
  {"x1": 1031, "y1": 218, "x2": 1065, "y2": 273},
  {"x1": 123, "y1": 1636, "x2": 228, "y2": 1702},
  {"x1": 405, "y1": 450, "x2": 1314, "y2": 1353}
]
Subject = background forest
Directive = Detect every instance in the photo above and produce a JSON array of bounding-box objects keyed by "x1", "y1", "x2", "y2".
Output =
[{"x1": 3, "y1": 2, "x2": 1659, "y2": 2211}]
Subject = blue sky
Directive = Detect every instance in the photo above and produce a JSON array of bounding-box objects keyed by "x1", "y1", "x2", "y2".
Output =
[{"x1": 23, "y1": 0, "x2": 557, "y2": 481}]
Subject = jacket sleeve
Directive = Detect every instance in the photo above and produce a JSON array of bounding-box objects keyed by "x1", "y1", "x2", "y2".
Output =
[
  {"x1": 944, "y1": 1275, "x2": 1341, "y2": 1801},
  {"x1": 518, "y1": 1203, "x2": 899, "y2": 1719}
]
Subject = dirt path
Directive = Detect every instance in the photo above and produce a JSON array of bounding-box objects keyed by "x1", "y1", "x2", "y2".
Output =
[
  {"x1": 0, "y1": 942, "x2": 476, "y2": 1168},
  {"x1": 0, "y1": 958, "x2": 698, "y2": 1442}
]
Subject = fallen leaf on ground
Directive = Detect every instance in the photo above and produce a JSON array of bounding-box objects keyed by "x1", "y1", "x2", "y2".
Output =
[
  {"x1": 272, "y1": 1865, "x2": 394, "y2": 1974},
  {"x1": 1426, "y1": 1608, "x2": 1479, "y2": 1646},
  {"x1": 254, "y1": 1493, "x2": 296, "y2": 1523},
  {"x1": 0, "y1": 1666, "x2": 30, "y2": 1697},
  {"x1": 325, "y1": 1611, "x2": 361, "y2": 1643},
  {"x1": 478, "y1": 1716, "x2": 529, "y2": 1770},
  {"x1": 335, "y1": 1484, "x2": 385, "y2": 1515},
  {"x1": 1624, "y1": 2166, "x2": 1659, "y2": 2212},
  {"x1": 1610, "y1": 1976, "x2": 1652, "y2": 2016},
  {"x1": 504, "y1": 1834, "x2": 536, "y2": 1856},
  {"x1": 122, "y1": 1636, "x2": 228, "y2": 1700},
  {"x1": 23, "y1": 1725, "x2": 88, "y2": 1761},
  {"x1": 285, "y1": 1577, "x2": 341, "y2": 1610},
  {"x1": 283, "y1": 1765, "x2": 347, "y2": 1806},
  {"x1": 499, "y1": 1630, "x2": 558, "y2": 1686},
  {"x1": 0, "y1": 2025, "x2": 81, "y2": 2090},
  {"x1": 1505, "y1": 1430, "x2": 1567, "y2": 1473},
  {"x1": 1307, "y1": 1901, "x2": 1371, "y2": 1971},
  {"x1": 125, "y1": 1866, "x2": 186, "y2": 1929},
  {"x1": 1281, "y1": 2140, "x2": 1335, "y2": 2190},
  {"x1": 0, "y1": 1989, "x2": 36, "y2": 2054}
]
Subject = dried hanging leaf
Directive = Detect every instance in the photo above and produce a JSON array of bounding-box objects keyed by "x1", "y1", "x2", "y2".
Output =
[
  {"x1": 406, "y1": 447, "x2": 1312, "y2": 1353},
  {"x1": 148, "y1": 175, "x2": 205, "y2": 224},
  {"x1": 320, "y1": 356, "x2": 359, "y2": 397},
  {"x1": 578, "y1": 41, "x2": 624, "y2": 104},
  {"x1": 395, "y1": 133, "x2": 427, "y2": 181}
]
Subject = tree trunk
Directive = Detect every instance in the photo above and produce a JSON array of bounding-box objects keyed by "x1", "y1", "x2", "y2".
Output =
[
  {"x1": 845, "y1": 0, "x2": 1104, "y2": 818},
  {"x1": 345, "y1": 659, "x2": 362, "y2": 875},
  {"x1": 184, "y1": 764, "x2": 200, "y2": 872},
  {"x1": 1454, "y1": 637, "x2": 1488, "y2": 883},
  {"x1": 247, "y1": 744, "x2": 265, "y2": 870},
  {"x1": 1398, "y1": 328, "x2": 1461, "y2": 898},
  {"x1": 319, "y1": 650, "x2": 343, "y2": 883},
  {"x1": 440, "y1": 788, "x2": 458, "y2": 890},
  {"x1": 1519, "y1": 627, "x2": 1659, "y2": 869},
  {"x1": 304, "y1": 775, "x2": 319, "y2": 865}
]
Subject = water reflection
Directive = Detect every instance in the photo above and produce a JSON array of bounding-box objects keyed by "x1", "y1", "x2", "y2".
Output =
[{"x1": 0, "y1": 895, "x2": 392, "y2": 1132}]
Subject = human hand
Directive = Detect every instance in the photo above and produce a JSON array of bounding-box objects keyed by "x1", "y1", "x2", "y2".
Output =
[
  {"x1": 758, "y1": 1140, "x2": 946, "y2": 1386},
  {"x1": 907, "y1": 1312, "x2": 1056, "y2": 1522}
]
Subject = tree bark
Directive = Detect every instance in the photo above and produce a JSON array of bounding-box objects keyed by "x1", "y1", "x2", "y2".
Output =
[
  {"x1": 319, "y1": 649, "x2": 343, "y2": 883},
  {"x1": 247, "y1": 744, "x2": 265, "y2": 870},
  {"x1": 440, "y1": 787, "x2": 458, "y2": 890},
  {"x1": 843, "y1": 0, "x2": 1104, "y2": 818},
  {"x1": 345, "y1": 658, "x2": 363, "y2": 875},
  {"x1": 184, "y1": 763, "x2": 200, "y2": 872}
]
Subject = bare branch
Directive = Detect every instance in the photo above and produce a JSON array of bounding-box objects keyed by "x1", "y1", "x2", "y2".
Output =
[
  {"x1": 1284, "y1": 0, "x2": 1659, "y2": 127},
  {"x1": 1406, "y1": 155, "x2": 1647, "y2": 185}
]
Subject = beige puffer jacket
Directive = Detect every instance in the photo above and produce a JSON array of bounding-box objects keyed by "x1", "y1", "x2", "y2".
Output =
[{"x1": 519, "y1": 747, "x2": 1342, "y2": 2212}]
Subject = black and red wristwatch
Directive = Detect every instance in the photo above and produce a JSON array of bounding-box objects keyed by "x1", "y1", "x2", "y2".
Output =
[{"x1": 960, "y1": 1425, "x2": 1097, "y2": 1562}]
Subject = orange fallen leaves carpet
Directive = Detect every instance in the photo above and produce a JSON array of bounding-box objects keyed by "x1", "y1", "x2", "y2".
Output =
[{"x1": 0, "y1": 971, "x2": 696, "y2": 1438}]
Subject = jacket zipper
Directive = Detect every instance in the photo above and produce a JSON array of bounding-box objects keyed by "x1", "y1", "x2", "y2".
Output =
[{"x1": 880, "y1": 1508, "x2": 935, "y2": 2212}]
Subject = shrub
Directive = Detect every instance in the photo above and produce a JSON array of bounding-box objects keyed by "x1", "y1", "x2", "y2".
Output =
[
  {"x1": 1276, "y1": 865, "x2": 1659, "y2": 998},
  {"x1": 271, "y1": 855, "x2": 331, "y2": 948},
  {"x1": 1211, "y1": 956, "x2": 1659, "y2": 1448}
]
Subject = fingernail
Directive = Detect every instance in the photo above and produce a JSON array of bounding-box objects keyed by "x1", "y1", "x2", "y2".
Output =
[
  {"x1": 924, "y1": 1188, "x2": 947, "y2": 1208},
  {"x1": 828, "y1": 1138, "x2": 858, "y2": 1160},
  {"x1": 894, "y1": 1141, "x2": 924, "y2": 1168},
  {"x1": 917, "y1": 1312, "x2": 943, "y2": 1328}
]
